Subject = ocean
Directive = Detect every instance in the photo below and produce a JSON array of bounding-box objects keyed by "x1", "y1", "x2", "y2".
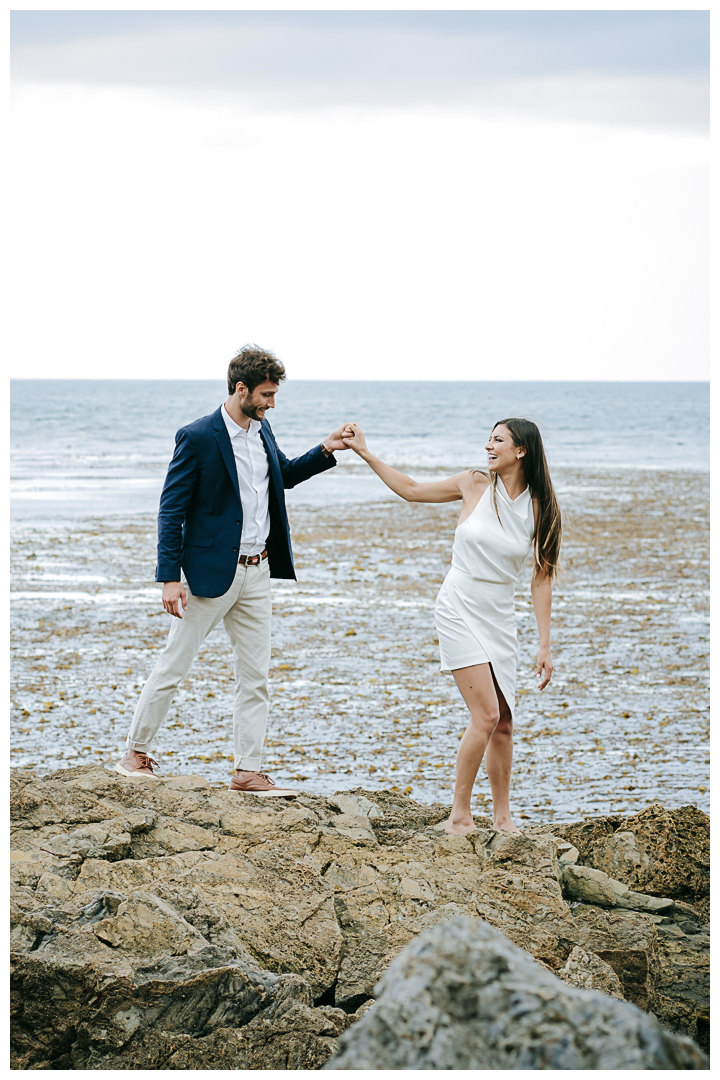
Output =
[{"x1": 10, "y1": 380, "x2": 709, "y2": 522}]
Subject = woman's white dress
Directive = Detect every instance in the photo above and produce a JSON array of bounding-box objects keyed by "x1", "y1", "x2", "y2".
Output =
[{"x1": 434, "y1": 478, "x2": 534, "y2": 719}]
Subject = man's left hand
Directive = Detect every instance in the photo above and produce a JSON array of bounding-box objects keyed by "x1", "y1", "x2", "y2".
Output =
[{"x1": 323, "y1": 423, "x2": 355, "y2": 453}]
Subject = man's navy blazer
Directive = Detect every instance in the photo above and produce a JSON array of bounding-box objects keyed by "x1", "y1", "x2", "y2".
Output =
[{"x1": 155, "y1": 406, "x2": 336, "y2": 597}]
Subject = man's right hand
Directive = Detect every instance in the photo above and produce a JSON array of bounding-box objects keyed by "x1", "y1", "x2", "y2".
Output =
[{"x1": 162, "y1": 581, "x2": 188, "y2": 618}]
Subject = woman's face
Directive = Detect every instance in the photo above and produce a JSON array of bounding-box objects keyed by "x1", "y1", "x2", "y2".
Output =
[{"x1": 485, "y1": 424, "x2": 523, "y2": 472}]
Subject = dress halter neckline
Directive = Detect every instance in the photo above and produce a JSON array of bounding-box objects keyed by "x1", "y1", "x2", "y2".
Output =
[{"x1": 497, "y1": 477, "x2": 530, "y2": 505}]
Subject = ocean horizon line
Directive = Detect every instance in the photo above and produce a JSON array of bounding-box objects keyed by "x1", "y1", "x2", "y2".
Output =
[{"x1": 9, "y1": 376, "x2": 710, "y2": 385}]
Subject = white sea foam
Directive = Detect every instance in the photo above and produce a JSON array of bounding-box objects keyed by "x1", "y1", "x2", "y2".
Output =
[{"x1": 10, "y1": 590, "x2": 159, "y2": 604}]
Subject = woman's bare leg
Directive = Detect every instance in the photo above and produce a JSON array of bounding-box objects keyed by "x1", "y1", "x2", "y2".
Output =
[
  {"x1": 484, "y1": 676, "x2": 518, "y2": 832},
  {"x1": 445, "y1": 663, "x2": 500, "y2": 835}
]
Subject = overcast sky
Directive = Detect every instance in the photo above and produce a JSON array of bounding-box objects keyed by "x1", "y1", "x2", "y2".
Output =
[{"x1": 9, "y1": 7, "x2": 710, "y2": 381}]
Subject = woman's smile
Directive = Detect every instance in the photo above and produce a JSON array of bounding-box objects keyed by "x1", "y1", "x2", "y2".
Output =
[{"x1": 485, "y1": 424, "x2": 519, "y2": 471}]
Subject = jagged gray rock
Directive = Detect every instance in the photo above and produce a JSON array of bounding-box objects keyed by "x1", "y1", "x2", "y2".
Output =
[
  {"x1": 556, "y1": 946, "x2": 625, "y2": 999},
  {"x1": 562, "y1": 863, "x2": 675, "y2": 913},
  {"x1": 326, "y1": 918, "x2": 708, "y2": 1070},
  {"x1": 557, "y1": 841, "x2": 580, "y2": 865}
]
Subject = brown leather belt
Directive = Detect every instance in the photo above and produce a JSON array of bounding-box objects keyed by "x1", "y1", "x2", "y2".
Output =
[{"x1": 238, "y1": 549, "x2": 268, "y2": 566}]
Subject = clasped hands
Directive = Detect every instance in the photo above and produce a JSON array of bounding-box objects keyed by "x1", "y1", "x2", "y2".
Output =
[{"x1": 323, "y1": 422, "x2": 365, "y2": 454}]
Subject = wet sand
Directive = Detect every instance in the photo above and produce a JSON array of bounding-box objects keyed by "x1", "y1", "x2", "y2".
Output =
[{"x1": 10, "y1": 468, "x2": 708, "y2": 824}]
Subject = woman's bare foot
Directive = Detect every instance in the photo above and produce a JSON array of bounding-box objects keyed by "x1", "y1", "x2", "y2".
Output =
[
  {"x1": 492, "y1": 815, "x2": 520, "y2": 834},
  {"x1": 444, "y1": 813, "x2": 477, "y2": 836}
]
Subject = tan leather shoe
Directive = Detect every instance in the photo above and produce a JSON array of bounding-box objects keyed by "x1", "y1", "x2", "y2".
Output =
[
  {"x1": 115, "y1": 750, "x2": 161, "y2": 778},
  {"x1": 229, "y1": 770, "x2": 296, "y2": 797}
]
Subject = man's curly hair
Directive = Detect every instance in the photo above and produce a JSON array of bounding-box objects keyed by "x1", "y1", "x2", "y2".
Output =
[{"x1": 227, "y1": 344, "x2": 286, "y2": 395}]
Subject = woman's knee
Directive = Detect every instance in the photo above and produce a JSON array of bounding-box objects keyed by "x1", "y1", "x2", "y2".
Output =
[
  {"x1": 493, "y1": 713, "x2": 513, "y2": 738},
  {"x1": 470, "y1": 705, "x2": 501, "y2": 733}
]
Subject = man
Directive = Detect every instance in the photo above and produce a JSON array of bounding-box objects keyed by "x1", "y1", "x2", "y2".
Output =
[{"x1": 116, "y1": 344, "x2": 351, "y2": 795}]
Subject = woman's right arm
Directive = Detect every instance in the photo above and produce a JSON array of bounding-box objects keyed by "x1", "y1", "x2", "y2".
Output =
[{"x1": 342, "y1": 422, "x2": 472, "y2": 504}]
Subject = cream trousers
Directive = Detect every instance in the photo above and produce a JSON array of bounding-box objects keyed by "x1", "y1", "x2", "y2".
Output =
[{"x1": 126, "y1": 559, "x2": 272, "y2": 771}]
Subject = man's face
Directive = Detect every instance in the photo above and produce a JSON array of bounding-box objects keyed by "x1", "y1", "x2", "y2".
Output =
[{"x1": 239, "y1": 380, "x2": 279, "y2": 421}]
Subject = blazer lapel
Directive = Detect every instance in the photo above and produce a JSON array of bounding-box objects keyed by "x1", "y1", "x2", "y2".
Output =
[
  {"x1": 212, "y1": 408, "x2": 241, "y2": 505},
  {"x1": 260, "y1": 422, "x2": 283, "y2": 501}
]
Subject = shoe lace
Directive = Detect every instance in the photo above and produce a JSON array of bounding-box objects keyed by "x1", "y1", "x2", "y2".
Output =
[
  {"x1": 136, "y1": 754, "x2": 160, "y2": 772},
  {"x1": 257, "y1": 773, "x2": 275, "y2": 785}
]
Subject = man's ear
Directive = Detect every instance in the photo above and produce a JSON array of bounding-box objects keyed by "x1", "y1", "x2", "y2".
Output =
[{"x1": 235, "y1": 381, "x2": 248, "y2": 396}]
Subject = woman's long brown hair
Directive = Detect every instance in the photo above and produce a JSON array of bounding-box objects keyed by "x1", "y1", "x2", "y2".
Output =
[{"x1": 491, "y1": 418, "x2": 562, "y2": 579}]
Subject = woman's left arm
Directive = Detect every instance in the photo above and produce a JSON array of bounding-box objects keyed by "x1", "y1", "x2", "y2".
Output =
[{"x1": 531, "y1": 572, "x2": 553, "y2": 690}]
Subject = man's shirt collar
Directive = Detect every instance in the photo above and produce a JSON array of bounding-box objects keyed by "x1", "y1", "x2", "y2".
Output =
[{"x1": 222, "y1": 403, "x2": 262, "y2": 437}]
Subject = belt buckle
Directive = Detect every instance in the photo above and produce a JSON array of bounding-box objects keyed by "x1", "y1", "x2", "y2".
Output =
[{"x1": 248, "y1": 553, "x2": 260, "y2": 566}]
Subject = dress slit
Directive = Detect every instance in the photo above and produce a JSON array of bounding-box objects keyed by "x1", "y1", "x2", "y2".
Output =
[{"x1": 434, "y1": 481, "x2": 534, "y2": 725}]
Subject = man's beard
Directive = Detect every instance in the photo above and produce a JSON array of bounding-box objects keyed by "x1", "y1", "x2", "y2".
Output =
[{"x1": 241, "y1": 398, "x2": 265, "y2": 421}]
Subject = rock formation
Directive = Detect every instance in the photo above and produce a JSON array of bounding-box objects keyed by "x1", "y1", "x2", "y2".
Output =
[
  {"x1": 326, "y1": 917, "x2": 707, "y2": 1070},
  {"x1": 10, "y1": 765, "x2": 709, "y2": 1068}
]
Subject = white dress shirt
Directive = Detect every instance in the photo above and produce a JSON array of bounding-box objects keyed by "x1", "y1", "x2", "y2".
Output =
[{"x1": 221, "y1": 404, "x2": 270, "y2": 556}]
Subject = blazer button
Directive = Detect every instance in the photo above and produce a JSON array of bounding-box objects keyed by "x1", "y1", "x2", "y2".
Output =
[
  {"x1": 236, "y1": 520, "x2": 241, "y2": 525},
  {"x1": 232, "y1": 547, "x2": 238, "y2": 552}
]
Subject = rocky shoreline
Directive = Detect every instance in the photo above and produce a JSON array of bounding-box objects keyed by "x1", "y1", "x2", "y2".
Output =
[
  {"x1": 10, "y1": 765, "x2": 709, "y2": 1068},
  {"x1": 11, "y1": 467, "x2": 710, "y2": 817}
]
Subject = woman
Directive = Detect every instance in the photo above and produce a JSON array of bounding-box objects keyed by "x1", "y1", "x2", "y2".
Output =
[{"x1": 342, "y1": 418, "x2": 561, "y2": 835}]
